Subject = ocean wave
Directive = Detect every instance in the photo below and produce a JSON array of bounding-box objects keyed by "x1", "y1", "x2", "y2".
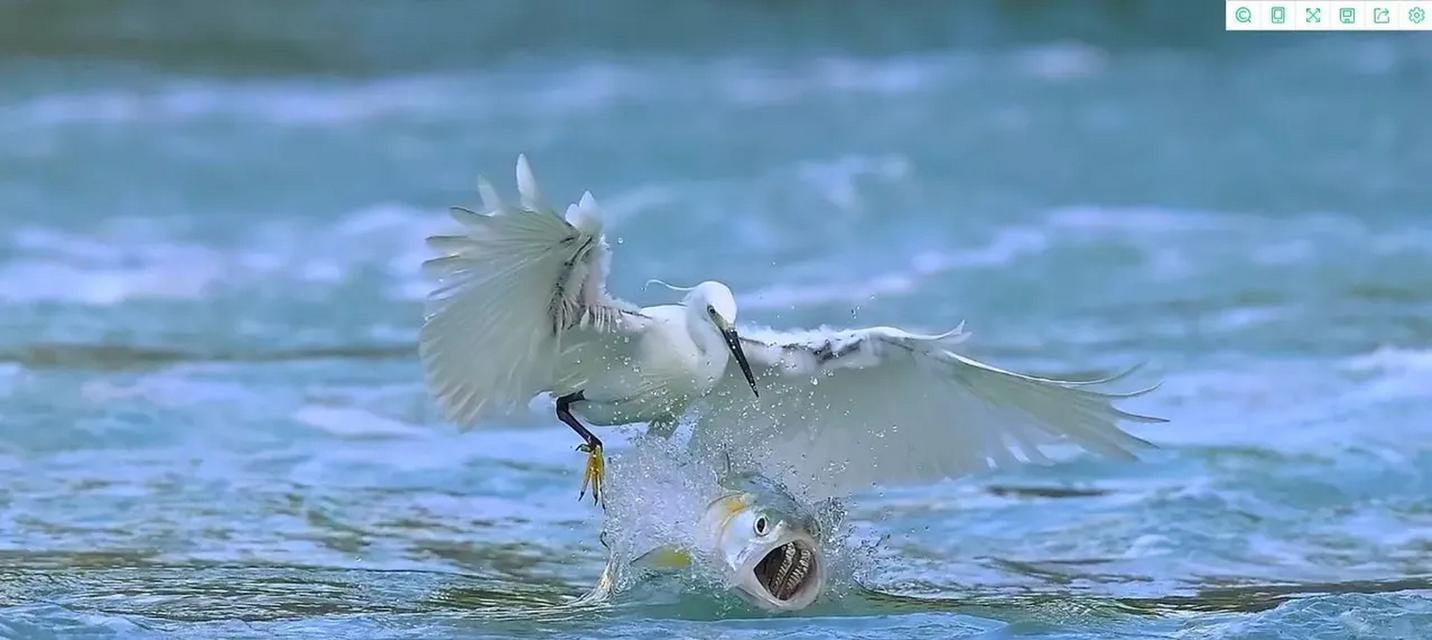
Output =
[
  {"x1": 0, "y1": 343, "x2": 412, "y2": 370},
  {"x1": 0, "y1": 203, "x2": 441, "y2": 306},
  {"x1": 740, "y1": 205, "x2": 1432, "y2": 312},
  {"x1": 1178, "y1": 592, "x2": 1432, "y2": 639},
  {"x1": 1, "y1": 76, "x2": 457, "y2": 128},
  {"x1": 737, "y1": 207, "x2": 1195, "y2": 311},
  {"x1": 0, "y1": 67, "x2": 645, "y2": 129},
  {"x1": 1012, "y1": 41, "x2": 1108, "y2": 81},
  {"x1": 0, "y1": 45, "x2": 1119, "y2": 130},
  {"x1": 293, "y1": 405, "x2": 422, "y2": 439},
  {"x1": 1346, "y1": 346, "x2": 1432, "y2": 373},
  {"x1": 795, "y1": 154, "x2": 912, "y2": 212},
  {"x1": 0, "y1": 225, "x2": 224, "y2": 304},
  {"x1": 5, "y1": 201, "x2": 1428, "y2": 325},
  {"x1": 1342, "y1": 346, "x2": 1432, "y2": 406}
]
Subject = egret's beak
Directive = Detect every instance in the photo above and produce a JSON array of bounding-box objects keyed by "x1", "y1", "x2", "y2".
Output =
[{"x1": 722, "y1": 327, "x2": 760, "y2": 399}]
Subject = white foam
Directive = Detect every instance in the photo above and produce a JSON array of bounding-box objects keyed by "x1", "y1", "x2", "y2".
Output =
[
  {"x1": 0, "y1": 64, "x2": 648, "y2": 130},
  {"x1": 5, "y1": 78, "x2": 438, "y2": 127},
  {"x1": 796, "y1": 154, "x2": 911, "y2": 212},
  {"x1": 1347, "y1": 346, "x2": 1432, "y2": 373},
  {"x1": 1013, "y1": 42, "x2": 1108, "y2": 81},
  {"x1": 292, "y1": 405, "x2": 422, "y2": 438},
  {"x1": 812, "y1": 57, "x2": 938, "y2": 95},
  {"x1": 0, "y1": 203, "x2": 442, "y2": 306},
  {"x1": 1045, "y1": 205, "x2": 1230, "y2": 233},
  {"x1": 1343, "y1": 347, "x2": 1432, "y2": 405},
  {"x1": 714, "y1": 45, "x2": 1105, "y2": 107},
  {"x1": 741, "y1": 271, "x2": 917, "y2": 311},
  {"x1": 0, "y1": 224, "x2": 225, "y2": 305},
  {"x1": 737, "y1": 203, "x2": 1432, "y2": 314},
  {"x1": 739, "y1": 223, "x2": 1048, "y2": 310},
  {"x1": 79, "y1": 365, "x2": 253, "y2": 408},
  {"x1": 716, "y1": 55, "x2": 950, "y2": 107},
  {"x1": 735, "y1": 205, "x2": 1244, "y2": 311}
]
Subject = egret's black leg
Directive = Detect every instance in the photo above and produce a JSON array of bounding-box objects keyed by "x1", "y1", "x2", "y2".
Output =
[
  {"x1": 556, "y1": 391, "x2": 604, "y2": 504},
  {"x1": 556, "y1": 391, "x2": 599, "y2": 447}
]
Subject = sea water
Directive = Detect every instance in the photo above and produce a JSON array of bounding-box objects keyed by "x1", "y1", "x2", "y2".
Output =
[{"x1": 0, "y1": 2, "x2": 1429, "y2": 638}]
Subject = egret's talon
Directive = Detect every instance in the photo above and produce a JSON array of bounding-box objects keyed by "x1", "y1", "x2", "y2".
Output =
[{"x1": 577, "y1": 443, "x2": 604, "y2": 505}]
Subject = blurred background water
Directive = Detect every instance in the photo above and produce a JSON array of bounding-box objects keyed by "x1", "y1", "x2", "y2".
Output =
[{"x1": 1, "y1": 1, "x2": 1430, "y2": 638}]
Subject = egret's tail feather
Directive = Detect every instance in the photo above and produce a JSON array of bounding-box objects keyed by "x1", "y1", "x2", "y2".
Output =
[{"x1": 420, "y1": 158, "x2": 627, "y2": 426}]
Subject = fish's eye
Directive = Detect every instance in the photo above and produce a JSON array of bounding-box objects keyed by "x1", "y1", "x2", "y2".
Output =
[{"x1": 753, "y1": 515, "x2": 768, "y2": 535}]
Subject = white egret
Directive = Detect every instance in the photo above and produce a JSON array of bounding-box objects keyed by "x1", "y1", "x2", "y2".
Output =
[
  {"x1": 421, "y1": 156, "x2": 759, "y2": 501},
  {"x1": 420, "y1": 156, "x2": 1163, "y2": 503}
]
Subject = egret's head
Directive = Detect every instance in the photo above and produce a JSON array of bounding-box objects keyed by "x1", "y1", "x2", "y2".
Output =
[
  {"x1": 647, "y1": 279, "x2": 758, "y2": 398},
  {"x1": 691, "y1": 281, "x2": 738, "y2": 326},
  {"x1": 695, "y1": 282, "x2": 757, "y2": 399}
]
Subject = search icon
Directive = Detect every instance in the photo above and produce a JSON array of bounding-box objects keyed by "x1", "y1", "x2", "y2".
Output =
[{"x1": 1235, "y1": 6, "x2": 1252, "y2": 23}]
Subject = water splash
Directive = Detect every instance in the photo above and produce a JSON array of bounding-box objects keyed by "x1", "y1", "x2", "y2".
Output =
[{"x1": 585, "y1": 438, "x2": 879, "y2": 612}]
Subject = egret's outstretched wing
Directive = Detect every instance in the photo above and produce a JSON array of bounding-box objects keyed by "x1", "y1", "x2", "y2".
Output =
[
  {"x1": 691, "y1": 325, "x2": 1163, "y2": 500},
  {"x1": 420, "y1": 155, "x2": 642, "y2": 425}
]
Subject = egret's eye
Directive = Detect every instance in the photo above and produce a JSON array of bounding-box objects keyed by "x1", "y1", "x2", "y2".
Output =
[
  {"x1": 706, "y1": 304, "x2": 716, "y2": 316},
  {"x1": 753, "y1": 515, "x2": 768, "y2": 535}
]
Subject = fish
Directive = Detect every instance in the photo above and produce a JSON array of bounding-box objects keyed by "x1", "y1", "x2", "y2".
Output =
[{"x1": 625, "y1": 472, "x2": 831, "y2": 612}]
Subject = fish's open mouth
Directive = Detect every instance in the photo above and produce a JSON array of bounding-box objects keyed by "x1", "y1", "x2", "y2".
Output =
[{"x1": 753, "y1": 539, "x2": 817, "y2": 601}]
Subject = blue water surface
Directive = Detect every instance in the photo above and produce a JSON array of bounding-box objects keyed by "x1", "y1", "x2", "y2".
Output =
[{"x1": 0, "y1": 2, "x2": 1429, "y2": 638}]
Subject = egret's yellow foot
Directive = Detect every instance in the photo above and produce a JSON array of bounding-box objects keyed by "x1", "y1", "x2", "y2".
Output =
[{"x1": 577, "y1": 442, "x2": 604, "y2": 505}]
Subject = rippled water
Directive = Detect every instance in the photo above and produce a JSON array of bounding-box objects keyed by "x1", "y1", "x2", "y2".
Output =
[{"x1": 2, "y1": 2, "x2": 1430, "y2": 638}]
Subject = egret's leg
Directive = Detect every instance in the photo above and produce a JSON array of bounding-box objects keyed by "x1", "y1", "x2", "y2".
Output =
[{"x1": 556, "y1": 391, "x2": 604, "y2": 504}]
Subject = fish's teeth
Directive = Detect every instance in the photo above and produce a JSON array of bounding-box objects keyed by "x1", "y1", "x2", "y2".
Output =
[
  {"x1": 776, "y1": 543, "x2": 813, "y2": 600},
  {"x1": 788, "y1": 547, "x2": 809, "y2": 595},
  {"x1": 774, "y1": 543, "x2": 796, "y2": 599}
]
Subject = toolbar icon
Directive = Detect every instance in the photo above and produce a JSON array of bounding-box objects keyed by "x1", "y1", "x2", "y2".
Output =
[
  {"x1": 1235, "y1": 6, "x2": 1253, "y2": 23},
  {"x1": 1306, "y1": 7, "x2": 1323, "y2": 22},
  {"x1": 1373, "y1": 7, "x2": 1390, "y2": 23},
  {"x1": 1412, "y1": 6, "x2": 1427, "y2": 24},
  {"x1": 1271, "y1": 6, "x2": 1287, "y2": 23},
  {"x1": 1340, "y1": 7, "x2": 1356, "y2": 23}
]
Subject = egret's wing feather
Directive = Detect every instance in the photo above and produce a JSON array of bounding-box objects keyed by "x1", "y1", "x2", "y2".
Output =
[
  {"x1": 691, "y1": 325, "x2": 1163, "y2": 500},
  {"x1": 419, "y1": 156, "x2": 640, "y2": 426},
  {"x1": 552, "y1": 324, "x2": 668, "y2": 401}
]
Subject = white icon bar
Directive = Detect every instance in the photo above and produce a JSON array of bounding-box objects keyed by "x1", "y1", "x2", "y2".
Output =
[{"x1": 1228, "y1": 1, "x2": 1432, "y2": 30}]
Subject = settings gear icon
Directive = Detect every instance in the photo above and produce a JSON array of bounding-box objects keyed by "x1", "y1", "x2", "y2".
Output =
[{"x1": 1412, "y1": 6, "x2": 1428, "y2": 24}]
